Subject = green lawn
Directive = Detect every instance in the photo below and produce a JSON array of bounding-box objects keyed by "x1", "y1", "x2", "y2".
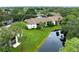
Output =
[{"x1": 9, "y1": 23, "x2": 61, "y2": 52}]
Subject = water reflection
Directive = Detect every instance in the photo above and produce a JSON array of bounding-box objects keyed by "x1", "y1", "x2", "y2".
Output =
[{"x1": 38, "y1": 30, "x2": 63, "y2": 52}]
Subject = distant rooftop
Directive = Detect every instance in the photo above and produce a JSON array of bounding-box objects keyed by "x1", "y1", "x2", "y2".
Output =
[{"x1": 25, "y1": 13, "x2": 63, "y2": 24}]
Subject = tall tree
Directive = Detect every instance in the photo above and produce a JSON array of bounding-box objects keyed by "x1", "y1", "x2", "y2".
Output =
[
  {"x1": 60, "y1": 38, "x2": 79, "y2": 52},
  {"x1": 61, "y1": 16, "x2": 79, "y2": 39},
  {"x1": 0, "y1": 28, "x2": 16, "y2": 51}
]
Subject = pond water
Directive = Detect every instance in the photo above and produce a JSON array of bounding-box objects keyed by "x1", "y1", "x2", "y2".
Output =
[{"x1": 38, "y1": 30, "x2": 63, "y2": 52}]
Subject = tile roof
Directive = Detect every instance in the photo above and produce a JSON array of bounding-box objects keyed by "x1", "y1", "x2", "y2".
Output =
[{"x1": 25, "y1": 14, "x2": 63, "y2": 24}]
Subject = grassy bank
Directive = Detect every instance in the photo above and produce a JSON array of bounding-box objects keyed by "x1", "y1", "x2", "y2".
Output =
[
  {"x1": 35, "y1": 26, "x2": 61, "y2": 52},
  {"x1": 9, "y1": 22, "x2": 61, "y2": 52}
]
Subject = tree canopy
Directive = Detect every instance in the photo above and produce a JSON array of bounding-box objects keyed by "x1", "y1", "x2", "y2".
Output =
[{"x1": 60, "y1": 38, "x2": 79, "y2": 52}]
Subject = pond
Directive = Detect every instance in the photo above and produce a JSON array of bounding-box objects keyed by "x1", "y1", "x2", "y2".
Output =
[{"x1": 38, "y1": 30, "x2": 64, "y2": 52}]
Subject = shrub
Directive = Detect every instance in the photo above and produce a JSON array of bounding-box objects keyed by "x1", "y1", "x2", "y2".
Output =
[
  {"x1": 37, "y1": 22, "x2": 46, "y2": 29},
  {"x1": 47, "y1": 21, "x2": 54, "y2": 27}
]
